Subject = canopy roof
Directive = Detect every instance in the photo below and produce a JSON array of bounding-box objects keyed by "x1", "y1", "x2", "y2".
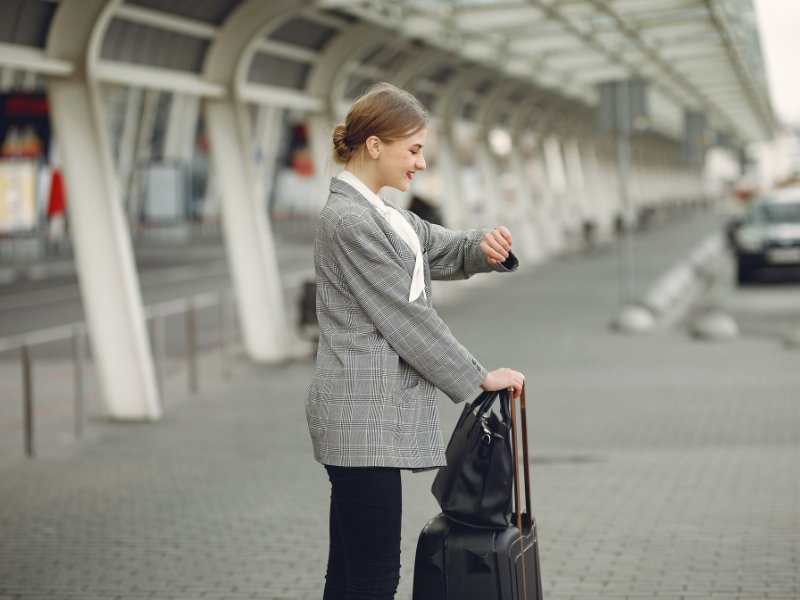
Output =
[
  {"x1": 333, "y1": 0, "x2": 774, "y2": 142},
  {"x1": 0, "y1": 0, "x2": 774, "y2": 145}
]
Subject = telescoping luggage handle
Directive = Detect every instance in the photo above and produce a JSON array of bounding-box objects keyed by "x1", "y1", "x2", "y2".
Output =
[{"x1": 507, "y1": 382, "x2": 532, "y2": 600}]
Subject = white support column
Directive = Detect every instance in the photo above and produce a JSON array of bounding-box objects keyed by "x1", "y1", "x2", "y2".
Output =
[
  {"x1": 542, "y1": 136, "x2": 569, "y2": 252},
  {"x1": 127, "y1": 88, "x2": 160, "y2": 221},
  {"x1": 436, "y1": 126, "x2": 469, "y2": 232},
  {"x1": 306, "y1": 111, "x2": 338, "y2": 204},
  {"x1": 526, "y1": 143, "x2": 558, "y2": 255},
  {"x1": 117, "y1": 86, "x2": 143, "y2": 211},
  {"x1": 507, "y1": 144, "x2": 546, "y2": 263},
  {"x1": 201, "y1": 0, "x2": 311, "y2": 362},
  {"x1": 251, "y1": 104, "x2": 284, "y2": 210},
  {"x1": 563, "y1": 138, "x2": 589, "y2": 226},
  {"x1": 45, "y1": 0, "x2": 160, "y2": 420},
  {"x1": 205, "y1": 99, "x2": 289, "y2": 361},
  {"x1": 578, "y1": 141, "x2": 605, "y2": 242},
  {"x1": 474, "y1": 81, "x2": 519, "y2": 230},
  {"x1": 163, "y1": 93, "x2": 200, "y2": 163},
  {"x1": 430, "y1": 67, "x2": 489, "y2": 232},
  {"x1": 473, "y1": 139, "x2": 502, "y2": 230},
  {"x1": 506, "y1": 96, "x2": 547, "y2": 263}
]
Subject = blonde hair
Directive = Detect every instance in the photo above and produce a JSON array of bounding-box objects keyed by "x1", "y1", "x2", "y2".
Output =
[{"x1": 331, "y1": 82, "x2": 428, "y2": 165}]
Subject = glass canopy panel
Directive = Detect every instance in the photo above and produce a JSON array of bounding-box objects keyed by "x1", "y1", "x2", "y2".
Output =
[
  {"x1": 102, "y1": 19, "x2": 211, "y2": 73},
  {"x1": 0, "y1": 0, "x2": 57, "y2": 48},
  {"x1": 268, "y1": 18, "x2": 338, "y2": 51},
  {"x1": 344, "y1": 75, "x2": 378, "y2": 101},
  {"x1": 124, "y1": 0, "x2": 243, "y2": 26},
  {"x1": 247, "y1": 53, "x2": 311, "y2": 90}
]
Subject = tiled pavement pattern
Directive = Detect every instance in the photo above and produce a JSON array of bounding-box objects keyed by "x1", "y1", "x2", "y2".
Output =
[{"x1": 1, "y1": 211, "x2": 799, "y2": 600}]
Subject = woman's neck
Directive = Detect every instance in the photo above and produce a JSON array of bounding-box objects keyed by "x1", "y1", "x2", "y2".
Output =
[{"x1": 344, "y1": 163, "x2": 382, "y2": 195}]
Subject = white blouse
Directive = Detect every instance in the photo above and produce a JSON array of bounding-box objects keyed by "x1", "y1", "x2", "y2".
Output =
[{"x1": 337, "y1": 170, "x2": 426, "y2": 303}]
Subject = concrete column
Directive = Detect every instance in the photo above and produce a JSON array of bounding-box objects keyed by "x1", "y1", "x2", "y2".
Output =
[
  {"x1": 307, "y1": 112, "x2": 337, "y2": 206},
  {"x1": 163, "y1": 93, "x2": 200, "y2": 162},
  {"x1": 579, "y1": 141, "x2": 606, "y2": 241},
  {"x1": 563, "y1": 138, "x2": 589, "y2": 227},
  {"x1": 436, "y1": 127, "x2": 468, "y2": 232},
  {"x1": 47, "y1": 79, "x2": 161, "y2": 420},
  {"x1": 474, "y1": 137, "x2": 502, "y2": 230},
  {"x1": 44, "y1": 0, "x2": 160, "y2": 421},
  {"x1": 507, "y1": 145, "x2": 546, "y2": 263},
  {"x1": 542, "y1": 136, "x2": 569, "y2": 252},
  {"x1": 200, "y1": 0, "x2": 317, "y2": 361},
  {"x1": 251, "y1": 104, "x2": 284, "y2": 209},
  {"x1": 525, "y1": 144, "x2": 559, "y2": 256},
  {"x1": 117, "y1": 87, "x2": 143, "y2": 211},
  {"x1": 506, "y1": 94, "x2": 547, "y2": 263},
  {"x1": 126, "y1": 89, "x2": 160, "y2": 221},
  {"x1": 205, "y1": 100, "x2": 289, "y2": 361}
]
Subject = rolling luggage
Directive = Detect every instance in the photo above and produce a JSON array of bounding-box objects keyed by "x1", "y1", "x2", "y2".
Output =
[{"x1": 412, "y1": 385, "x2": 543, "y2": 600}]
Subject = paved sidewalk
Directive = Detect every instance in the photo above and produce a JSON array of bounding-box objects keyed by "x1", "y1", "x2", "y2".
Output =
[{"x1": 1, "y1": 211, "x2": 798, "y2": 600}]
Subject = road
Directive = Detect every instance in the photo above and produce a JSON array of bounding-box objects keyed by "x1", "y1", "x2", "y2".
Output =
[{"x1": 0, "y1": 225, "x2": 316, "y2": 357}]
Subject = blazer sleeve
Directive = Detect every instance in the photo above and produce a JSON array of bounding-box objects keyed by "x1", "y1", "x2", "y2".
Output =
[
  {"x1": 331, "y1": 212, "x2": 487, "y2": 403},
  {"x1": 404, "y1": 210, "x2": 519, "y2": 281}
]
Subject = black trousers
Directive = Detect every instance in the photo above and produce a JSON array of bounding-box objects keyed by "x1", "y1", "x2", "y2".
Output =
[{"x1": 323, "y1": 465, "x2": 402, "y2": 600}]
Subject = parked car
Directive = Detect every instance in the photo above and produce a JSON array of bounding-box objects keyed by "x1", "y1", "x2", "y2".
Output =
[{"x1": 729, "y1": 186, "x2": 800, "y2": 283}]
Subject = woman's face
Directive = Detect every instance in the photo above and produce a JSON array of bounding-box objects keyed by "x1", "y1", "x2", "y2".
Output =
[{"x1": 375, "y1": 128, "x2": 427, "y2": 192}]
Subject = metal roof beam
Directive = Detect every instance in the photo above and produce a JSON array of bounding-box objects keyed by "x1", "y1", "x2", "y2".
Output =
[
  {"x1": 703, "y1": 0, "x2": 774, "y2": 136},
  {"x1": 572, "y1": 0, "x2": 743, "y2": 138},
  {"x1": 114, "y1": 4, "x2": 219, "y2": 40},
  {"x1": 0, "y1": 41, "x2": 74, "y2": 75}
]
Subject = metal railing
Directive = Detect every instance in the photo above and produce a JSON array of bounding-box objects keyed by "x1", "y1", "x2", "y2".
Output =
[{"x1": 0, "y1": 289, "x2": 239, "y2": 458}]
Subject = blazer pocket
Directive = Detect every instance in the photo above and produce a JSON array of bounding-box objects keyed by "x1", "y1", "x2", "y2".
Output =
[{"x1": 391, "y1": 380, "x2": 427, "y2": 407}]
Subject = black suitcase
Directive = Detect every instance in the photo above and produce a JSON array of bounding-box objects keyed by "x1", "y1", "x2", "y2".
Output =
[{"x1": 412, "y1": 385, "x2": 543, "y2": 600}]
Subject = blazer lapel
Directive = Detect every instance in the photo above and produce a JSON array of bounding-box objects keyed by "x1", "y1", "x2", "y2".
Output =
[{"x1": 329, "y1": 178, "x2": 417, "y2": 267}]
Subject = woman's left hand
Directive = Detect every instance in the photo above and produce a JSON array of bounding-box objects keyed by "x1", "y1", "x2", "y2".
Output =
[{"x1": 480, "y1": 226, "x2": 513, "y2": 265}]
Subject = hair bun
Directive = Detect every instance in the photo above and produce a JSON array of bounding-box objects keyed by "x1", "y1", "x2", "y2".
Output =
[{"x1": 331, "y1": 124, "x2": 352, "y2": 164}]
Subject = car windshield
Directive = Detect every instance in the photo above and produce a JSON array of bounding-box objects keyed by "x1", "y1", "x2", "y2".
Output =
[{"x1": 748, "y1": 202, "x2": 800, "y2": 225}]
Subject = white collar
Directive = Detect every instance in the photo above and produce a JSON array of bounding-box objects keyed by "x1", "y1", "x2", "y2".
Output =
[
  {"x1": 337, "y1": 170, "x2": 387, "y2": 215},
  {"x1": 335, "y1": 170, "x2": 427, "y2": 302}
]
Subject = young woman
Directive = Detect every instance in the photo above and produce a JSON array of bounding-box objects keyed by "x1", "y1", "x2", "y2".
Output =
[{"x1": 305, "y1": 82, "x2": 525, "y2": 600}]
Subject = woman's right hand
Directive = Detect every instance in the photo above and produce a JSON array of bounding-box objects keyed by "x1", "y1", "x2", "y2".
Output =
[{"x1": 480, "y1": 368, "x2": 525, "y2": 398}]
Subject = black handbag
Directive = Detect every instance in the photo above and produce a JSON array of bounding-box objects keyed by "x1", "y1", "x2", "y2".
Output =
[{"x1": 431, "y1": 389, "x2": 514, "y2": 529}]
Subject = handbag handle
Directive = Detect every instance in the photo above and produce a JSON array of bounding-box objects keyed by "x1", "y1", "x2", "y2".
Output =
[
  {"x1": 472, "y1": 389, "x2": 500, "y2": 417},
  {"x1": 472, "y1": 389, "x2": 511, "y2": 424}
]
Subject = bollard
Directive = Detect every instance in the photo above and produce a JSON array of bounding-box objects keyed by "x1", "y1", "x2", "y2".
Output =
[
  {"x1": 72, "y1": 326, "x2": 85, "y2": 438},
  {"x1": 152, "y1": 310, "x2": 166, "y2": 400},
  {"x1": 186, "y1": 300, "x2": 198, "y2": 393},
  {"x1": 21, "y1": 345, "x2": 33, "y2": 457},
  {"x1": 220, "y1": 292, "x2": 233, "y2": 381}
]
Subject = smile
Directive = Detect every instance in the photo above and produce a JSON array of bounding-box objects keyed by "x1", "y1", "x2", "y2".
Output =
[{"x1": 406, "y1": 172, "x2": 413, "y2": 180}]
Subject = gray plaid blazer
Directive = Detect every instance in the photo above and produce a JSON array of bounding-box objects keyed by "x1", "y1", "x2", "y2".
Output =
[{"x1": 305, "y1": 177, "x2": 518, "y2": 470}]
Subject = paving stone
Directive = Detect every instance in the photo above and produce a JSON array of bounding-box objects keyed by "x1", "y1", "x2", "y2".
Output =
[{"x1": 1, "y1": 213, "x2": 798, "y2": 599}]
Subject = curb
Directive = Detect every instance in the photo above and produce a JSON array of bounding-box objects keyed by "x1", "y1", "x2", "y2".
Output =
[{"x1": 612, "y1": 234, "x2": 728, "y2": 334}]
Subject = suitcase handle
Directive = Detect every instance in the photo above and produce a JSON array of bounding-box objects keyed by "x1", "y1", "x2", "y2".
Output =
[
  {"x1": 508, "y1": 383, "x2": 532, "y2": 599},
  {"x1": 507, "y1": 383, "x2": 532, "y2": 528}
]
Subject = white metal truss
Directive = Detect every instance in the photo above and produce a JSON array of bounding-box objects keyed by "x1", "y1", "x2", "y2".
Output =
[
  {"x1": 0, "y1": 0, "x2": 773, "y2": 145},
  {"x1": 321, "y1": 0, "x2": 773, "y2": 144}
]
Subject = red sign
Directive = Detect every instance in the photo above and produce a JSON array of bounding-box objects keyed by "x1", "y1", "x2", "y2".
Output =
[{"x1": 4, "y1": 96, "x2": 49, "y2": 116}]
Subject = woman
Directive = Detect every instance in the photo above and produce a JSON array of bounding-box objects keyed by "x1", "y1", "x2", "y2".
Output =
[{"x1": 305, "y1": 82, "x2": 525, "y2": 600}]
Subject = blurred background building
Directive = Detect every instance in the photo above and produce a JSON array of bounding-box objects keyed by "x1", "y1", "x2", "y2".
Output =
[{"x1": 0, "y1": 0, "x2": 786, "y2": 420}]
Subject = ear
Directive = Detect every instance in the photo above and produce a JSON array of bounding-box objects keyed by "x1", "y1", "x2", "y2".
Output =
[{"x1": 365, "y1": 135, "x2": 381, "y2": 159}]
